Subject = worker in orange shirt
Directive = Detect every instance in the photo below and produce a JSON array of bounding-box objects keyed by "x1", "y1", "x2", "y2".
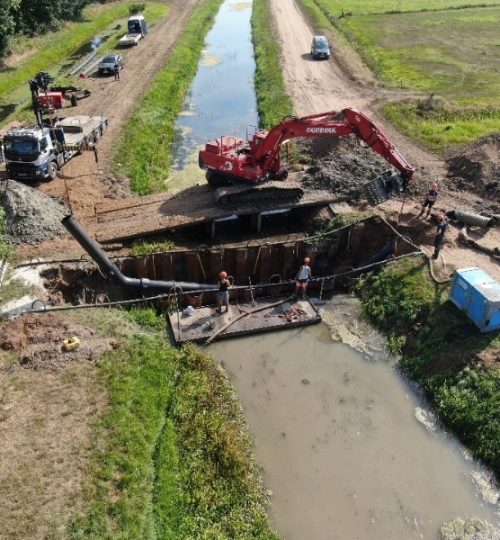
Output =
[{"x1": 216, "y1": 271, "x2": 230, "y2": 314}]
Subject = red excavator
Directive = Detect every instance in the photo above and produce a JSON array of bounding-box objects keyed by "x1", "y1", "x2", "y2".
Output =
[{"x1": 198, "y1": 108, "x2": 415, "y2": 205}]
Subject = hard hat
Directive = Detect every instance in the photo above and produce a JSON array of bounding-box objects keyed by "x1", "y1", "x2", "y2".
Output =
[
  {"x1": 304, "y1": 257, "x2": 311, "y2": 263},
  {"x1": 219, "y1": 271, "x2": 227, "y2": 278},
  {"x1": 431, "y1": 182, "x2": 438, "y2": 189}
]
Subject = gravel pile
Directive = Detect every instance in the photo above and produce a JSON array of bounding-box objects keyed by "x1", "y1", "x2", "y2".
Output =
[
  {"x1": 299, "y1": 136, "x2": 390, "y2": 201},
  {"x1": 0, "y1": 180, "x2": 69, "y2": 244}
]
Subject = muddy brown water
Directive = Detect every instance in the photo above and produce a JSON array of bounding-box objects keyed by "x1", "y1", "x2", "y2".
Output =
[{"x1": 209, "y1": 322, "x2": 499, "y2": 539}]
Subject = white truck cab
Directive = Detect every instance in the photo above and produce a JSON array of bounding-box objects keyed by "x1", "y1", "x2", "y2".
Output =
[{"x1": 4, "y1": 115, "x2": 108, "y2": 181}]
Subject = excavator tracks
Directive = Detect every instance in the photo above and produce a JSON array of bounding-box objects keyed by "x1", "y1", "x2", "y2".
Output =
[{"x1": 214, "y1": 181, "x2": 304, "y2": 206}]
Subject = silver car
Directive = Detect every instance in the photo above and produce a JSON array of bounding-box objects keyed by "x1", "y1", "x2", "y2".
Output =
[{"x1": 98, "y1": 55, "x2": 124, "y2": 76}]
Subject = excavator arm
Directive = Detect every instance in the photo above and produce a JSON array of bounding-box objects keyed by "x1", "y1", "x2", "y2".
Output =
[{"x1": 252, "y1": 108, "x2": 414, "y2": 184}]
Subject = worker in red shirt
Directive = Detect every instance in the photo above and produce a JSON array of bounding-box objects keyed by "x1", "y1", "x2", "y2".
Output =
[{"x1": 419, "y1": 182, "x2": 439, "y2": 218}]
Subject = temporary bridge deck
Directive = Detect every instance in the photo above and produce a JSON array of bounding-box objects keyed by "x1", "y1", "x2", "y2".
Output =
[{"x1": 94, "y1": 185, "x2": 337, "y2": 243}]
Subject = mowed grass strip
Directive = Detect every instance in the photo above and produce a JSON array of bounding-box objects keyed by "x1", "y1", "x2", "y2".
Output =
[
  {"x1": 0, "y1": 2, "x2": 140, "y2": 99},
  {"x1": 69, "y1": 308, "x2": 279, "y2": 539},
  {"x1": 311, "y1": 0, "x2": 500, "y2": 15},
  {"x1": 115, "y1": 0, "x2": 224, "y2": 195},
  {"x1": 383, "y1": 102, "x2": 500, "y2": 151},
  {"x1": 251, "y1": 0, "x2": 294, "y2": 129}
]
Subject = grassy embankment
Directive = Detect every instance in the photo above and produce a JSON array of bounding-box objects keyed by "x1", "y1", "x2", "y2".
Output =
[
  {"x1": 114, "y1": 0, "x2": 225, "y2": 195},
  {"x1": 299, "y1": 0, "x2": 500, "y2": 151},
  {"x1": 0, "y1": 2, "x2": 168, "y2": 126},
  {"x1": 251, "y1": 0, "x2": 294, "y2": 129},
  {"x1": 0, "y1": 206, "x2": 12, "y2": 261},
  {"x1": 356, "y1": 258, "x2": 500, "y2": 478},
  {"x1": 69, "y1": 308, "x2": 279, "y2": 539}
]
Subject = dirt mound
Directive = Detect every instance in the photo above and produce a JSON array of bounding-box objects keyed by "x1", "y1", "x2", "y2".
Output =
[
  {"x1": 0, "y1": 180, "x2": 69, "y2": 244},
  {"x1": 299, "y1": 136, "x2": 390, "y2": 201},
  {"x1": 445, "y1": 133, "x2": 500, "y2": 201},
  {"x1": 0, "y1": 312, "x2": 117, "y2": 370}
]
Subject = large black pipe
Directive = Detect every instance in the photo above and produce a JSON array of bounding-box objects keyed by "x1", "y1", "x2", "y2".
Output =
[{"x1": 62, "y1": 215, "x2": 215, "y2": 292}]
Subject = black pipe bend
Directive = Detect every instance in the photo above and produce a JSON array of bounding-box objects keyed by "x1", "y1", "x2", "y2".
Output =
[{"x1": 62, "y1": 215, "x2": 215, "y2": 292}]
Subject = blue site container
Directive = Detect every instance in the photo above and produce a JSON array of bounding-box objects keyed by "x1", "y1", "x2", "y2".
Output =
[{"x1": 450, "y1": 268, "x2": 500, "y2": 333}]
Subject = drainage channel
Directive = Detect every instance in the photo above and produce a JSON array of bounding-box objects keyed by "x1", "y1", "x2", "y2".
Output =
[
  {"x1": 209, "y1": 320, "x2": 500, "y2": 540},
  {"x1": 168, "y1": 0, "x2": 257, "y2": 188}
]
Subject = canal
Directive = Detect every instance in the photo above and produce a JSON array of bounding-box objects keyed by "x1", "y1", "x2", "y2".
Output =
[
  {"x1": 168, "y1": 0, "x2": 257, "y2": 190},
  {"x1": 210, "y1": 301, "x2": 499, "y2": 539}
]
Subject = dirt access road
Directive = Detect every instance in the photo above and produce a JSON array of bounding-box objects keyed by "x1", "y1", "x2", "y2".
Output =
[
  {"x1": 38, "y1": 0, "x2": 202, "y2": 222},
  {"x1": 268, "y1": 0, "x2": 444, "y2": 179},
  {"x1": 269, "y1": 0, "x2": 499, "y2": 279}
]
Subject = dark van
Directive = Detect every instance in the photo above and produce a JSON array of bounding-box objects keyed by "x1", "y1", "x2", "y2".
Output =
[{"x1": 311, "y1": 35, "x2": 330, "y2": 60}]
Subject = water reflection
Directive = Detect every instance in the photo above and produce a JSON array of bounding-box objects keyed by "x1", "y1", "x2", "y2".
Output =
[{"x1": 172, "y1": 0, "x2": 258, "y2": 171}]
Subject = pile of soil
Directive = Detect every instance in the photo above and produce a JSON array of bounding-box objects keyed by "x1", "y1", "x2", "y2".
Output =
[
  {"x1": 0, "y1": 312, "x2": 117, "y2": 370},
  {"x1": 445, "y1": 133, "x2": 500, "y2": 209},
  {"x1": 0, "y1": 180, "x2": 69, "y2": 244},
  {"x1": 299, "y1": 136, "x2": 390, "y2": 201}
]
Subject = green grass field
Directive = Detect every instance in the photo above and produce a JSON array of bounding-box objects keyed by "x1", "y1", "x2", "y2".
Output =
[
  {"x1": 312, "y1": 0, "x2": 500, "y2": 15},
  {"x1": 301, "y1": 0, "x2": 500, "y2": 150},
  {"x1": 340, "y1": 7, "x2": 500, "y2": 101},
  {"x1": 69, "y1": 308, "x2": 279, "y2": 539}
]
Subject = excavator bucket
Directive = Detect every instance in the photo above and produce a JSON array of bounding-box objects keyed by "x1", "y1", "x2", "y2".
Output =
[{"x1": 364, "y1": 170, "x2": 404, "y2": 206}]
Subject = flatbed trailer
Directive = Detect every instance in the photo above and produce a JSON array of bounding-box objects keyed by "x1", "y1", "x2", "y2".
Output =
[{"x1": 119, "y1": 33, "x2": 142, "y2": 46}]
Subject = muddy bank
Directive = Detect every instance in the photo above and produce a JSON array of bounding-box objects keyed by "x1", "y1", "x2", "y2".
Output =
[
  {"x1": 445, "y1": 133, "x2": 499, "y2": 211},
  {"x1": 0, "y1": 312, "x2": 117, "y2": 370}
]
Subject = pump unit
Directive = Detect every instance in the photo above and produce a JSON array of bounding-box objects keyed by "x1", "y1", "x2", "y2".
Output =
[{"x1": 450, "y1": 267, "x2": 500, "y2": 333}]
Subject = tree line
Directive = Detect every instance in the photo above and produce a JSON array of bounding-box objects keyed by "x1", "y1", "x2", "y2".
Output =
[{"x1": 0, "y1": 0, "x2": 96, "y2": 60}]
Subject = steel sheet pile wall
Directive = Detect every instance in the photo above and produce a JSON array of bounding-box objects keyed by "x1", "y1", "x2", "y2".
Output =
[{"x1": 115, "y1": 217, "x2": 418, "y2": 291}]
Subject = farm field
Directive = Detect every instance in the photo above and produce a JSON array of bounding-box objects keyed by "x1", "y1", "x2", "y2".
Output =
[
  {"x1": 312, "y1": 0, "x2": 500, "y2": 15},
  {"x1": 308, "y1": 0, "x2": 500, "y2": 149}
]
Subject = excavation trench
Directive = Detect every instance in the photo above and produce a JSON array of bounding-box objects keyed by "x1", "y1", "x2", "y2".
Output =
[{"x1": 38, "y1": 216, "x2": 418, "y2": 306}]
